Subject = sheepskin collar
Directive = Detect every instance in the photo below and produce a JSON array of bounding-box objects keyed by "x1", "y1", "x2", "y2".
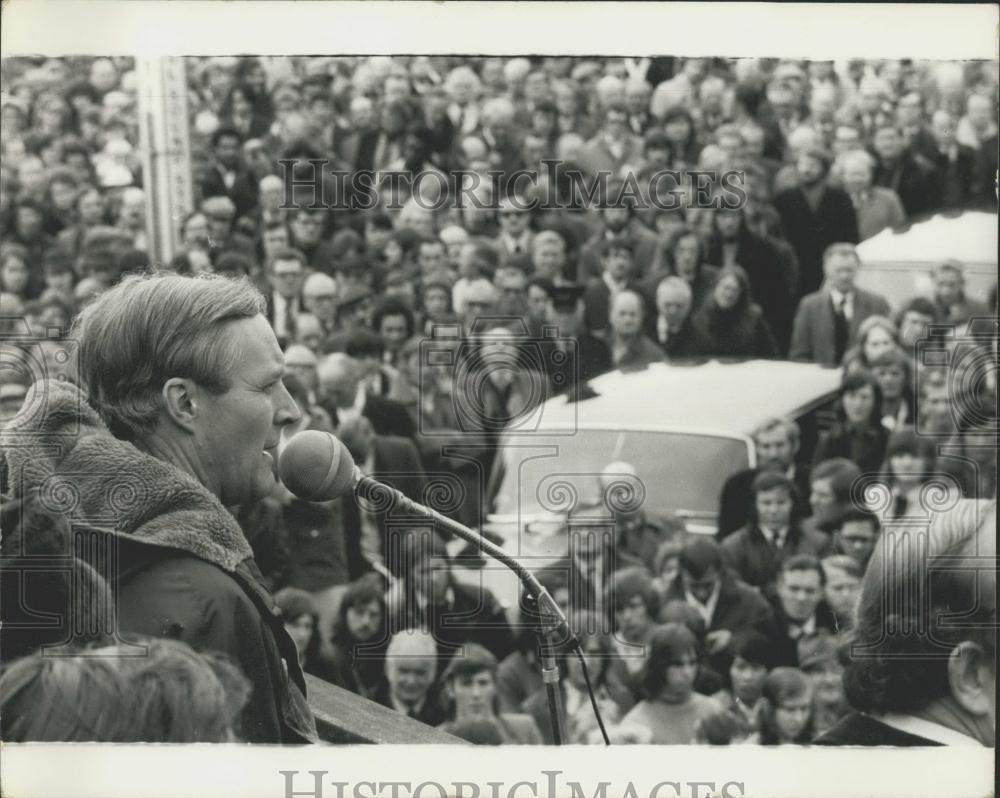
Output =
[{"x1": 1, "y1": 379, "x2": 253, "y2": 572}]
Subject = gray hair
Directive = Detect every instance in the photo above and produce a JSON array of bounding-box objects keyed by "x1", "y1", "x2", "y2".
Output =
[
  {"x1": 751, "y1": 416, "x2": 800, "y2": 450},
  {"x1": 386, "y1": 629, "x2": 438, "y2": 660},
  {"x1": 72, "y1": 273, "x2": 265, "y2": 440}
]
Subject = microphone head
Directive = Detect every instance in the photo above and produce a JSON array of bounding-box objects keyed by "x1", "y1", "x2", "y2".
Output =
[{"x1": 278, "y1": 430, "x2": 357, "y2": 502}]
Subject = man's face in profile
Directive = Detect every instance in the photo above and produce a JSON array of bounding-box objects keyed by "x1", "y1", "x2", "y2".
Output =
[{"x1": 193, "y1": 314, "x2": 299, "y2": 506}]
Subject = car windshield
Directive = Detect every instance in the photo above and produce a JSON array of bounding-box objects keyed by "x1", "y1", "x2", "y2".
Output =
[{"x1": 489, "y1": 429, "x2": 751, "y2": 522}]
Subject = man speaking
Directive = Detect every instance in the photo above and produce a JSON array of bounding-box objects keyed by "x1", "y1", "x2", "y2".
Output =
[{"x1": 2, "y1": 274, "x2": 316, "y2": 743}]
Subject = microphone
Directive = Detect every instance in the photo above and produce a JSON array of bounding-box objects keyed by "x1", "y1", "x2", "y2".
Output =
[{"x1": 277, "y1": 430, "x2": 578, "y2": 647}]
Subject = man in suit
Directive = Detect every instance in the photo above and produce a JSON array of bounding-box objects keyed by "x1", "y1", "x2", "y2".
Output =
[
  {"x1": 316, "y1": 353, "x2": 416, "y2": 441},
  {"x1": 375, "y1": 630, "x2": 449, "y2": 726},
  {"x1": 927, "y1": 109, "x2": 980, "y2": 213},
  {"x1": 602, "y1": 290, "x2": 664, "y2": 371},
  {"x1": 816, "y1": 501, "x2": 995, "y2": 746},
  {"x1": 790, "y1": 243, "x2": 891, "y2": 366},
  {"x1": 773, "y1": 146, "x2": 859, "y2": 299},
  {"x1": 337, "y1": 415, "x2": 426, "y2": 580},
  {"x1": 763, "y1": 555, "x2": 838, "y2": 668},
  {"x1": 871, "y1": 124, "x2": 938, "y2": 219},
  {"x1": 546, "y1": 283, "x2": 612, "y2": 392},
  {"x1": 576, "y1": 103, "x2": 644, "y2": 183},
  {"x1": 392, "y1": 532, "x2": 515, "y2": 663},
  {"x1": 577, "y1": 189, "x2": 660, "y2": 284},
  {"x1": 493, "y1": 194, "x2": 534, "y2": 266},
  {"x1": 648, "y1": 276, "x2": 713, "y2": 360},
  {"x1": 721, "y1": 471, "x2": 832, "y2": 592},
  {"x1": 717, "y1": 417, "x2": 812, "y2": 539},
  {"x1": 582, "y1": 239, "x2": 644, "y2": 334},
  {"x1": 199, "y1": 126, "x2": 259, "y2": 218},
  {"x1": 264, "y1": 247, "x2": 307, "y2": 348},
  {"x1": 661, "y1": 537, "x2": 774, "y2": 675}
]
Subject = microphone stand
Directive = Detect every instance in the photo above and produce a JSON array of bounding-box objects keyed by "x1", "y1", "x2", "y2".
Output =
[{"x1": 355, "y1": 472, "x2": 573, "y2": 745}]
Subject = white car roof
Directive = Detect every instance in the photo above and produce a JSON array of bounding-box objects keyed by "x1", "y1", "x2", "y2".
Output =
[
  {"x1": 521, "y1": 359, "x2": 841, "y2": 437},
  {"x1": 857, "y1": 211, "x2": 998, "y2": 268}
]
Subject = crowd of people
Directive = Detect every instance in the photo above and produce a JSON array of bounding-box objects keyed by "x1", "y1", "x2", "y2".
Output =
[{"x1": 0, "y1": 54, "x2": 997, "y2": 747}]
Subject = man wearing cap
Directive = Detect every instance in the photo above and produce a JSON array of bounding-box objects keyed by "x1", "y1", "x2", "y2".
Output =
[
  {"x1": 547, "y1": 283, "x2": 612, "y2": 390},
  {"x1": 773, "y1": 145, "x2": 859, "y2": 299}
]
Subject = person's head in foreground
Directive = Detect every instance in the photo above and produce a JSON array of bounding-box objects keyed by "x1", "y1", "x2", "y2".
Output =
[
  {"x1": 0, "y1": 638, "x2": 250, "y2": 742},
  {"x1": 826, "y1": 500, "x2": 996, "y2": 746},
  {"x1": 441, "y1": 643, "x2": 502, "y2": 723},
  {"x1": 71, "y1": 273, "x2": 300, "y2": 506},
  {"x1": 758, "y1": 667, "x2": 814, "y2": 745}
]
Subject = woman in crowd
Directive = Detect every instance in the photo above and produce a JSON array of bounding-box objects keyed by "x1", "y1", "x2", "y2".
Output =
[
  {"x1": 615, "y1": 623, "x2": 722, "y2": 744},
  {"x1": 869, "y1": 347, "x2": 914, "y2": 431},
  {"x1": 691, "y1": 264, "x2": 779, "y2": 358},
  {"x1": 841, "y1": 315, "x2": 899, "y2": 375},
  {"x1": 755, "y1": 666, "x2": 815, "y2": 745},
  {"x1": 813, "y1": 370, "x2": 890, "y2": 473},
  {"x1": 711, "y1": 631, "x2": 772, "y2": 736},
  {"x1": 273, "y1": 587, "x2": 334, "y2": 680},
  {"x1": 327, "y1": 575, "x2": 389, "y2": 700},
  {"x1": 875, "y1": 428, "x2": 940, "y2": 519}
]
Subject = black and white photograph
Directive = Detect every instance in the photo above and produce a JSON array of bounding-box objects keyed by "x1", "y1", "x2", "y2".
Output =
[{"x1": 0, "y1": 2, "x2": 996, "y2": 797}]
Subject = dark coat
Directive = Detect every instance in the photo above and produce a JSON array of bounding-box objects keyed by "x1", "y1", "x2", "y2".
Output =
[
  {"x1": 717, "y1": 465, "x2": 813, "y2": 539},
  {"x1": 705, "y1": 227, "x2": 798, "y2": 352},
  {"x1": 372, "y1": 679, "x2": 449, "y2": 727},
  {"x1": 773, "y1": 186, "x2": 859, "y2": 298},
  {"x1": 789, "y1": 287, "x2": 892, "y2": 366},
  {"x1": 0, "y1": 380, "x2": 317, "y2": 744},
  {"x1": 199, "y1": 163, "x2": 259, "y2": 218},
  {"x1": 600, "y1": 332, "x2": 666, "y2": 371},
  {"x1": 341, "y1": 435, "x2": 426, "y2": 580},
  {"x1": 661, "y1": 574, "x2": 775, "y2": 657},
  {"x1": 392, "y1": 580, "x2": 515, "y2": 663},
  {"x1": 812, "y1": 422, "x2": 889, "y2": 474},
  {"x1": 720, "y1": 523, "x2": 833, "y2": 590},
  {"x1": 814, "y1": 713, "x2": 944, "y2": 746},
  {"x1": 648, "y1": 314, "x2": 715, "y2": 360},
  {"x1": 872, "y1": 153, "x2": 938, "y2": 219},
  {"x1": 582, "y1": 277, "x2": 647, "y2": 334},
  {"x1": 763, "y1": 593, "x2": 839, "y2": 668},
  {"x1": 545, "y1": 332, "x2": 613, "y2": 392},
  {"x1": 691, "y1": 302, "x2": 779, "y2": 359},
  {"x1": 927, "y1": 144, "x2": 980, "y2": 213},
  {"x1": 577, "y1": 219, "x2": 662, "y2": 283}
]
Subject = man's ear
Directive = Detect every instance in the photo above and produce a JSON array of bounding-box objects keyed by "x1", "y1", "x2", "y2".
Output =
[
  {"x1": 161, "y1": 378, "x2": 201, "y2": 433},
  {"x1": 947, "y1": 641, "x2": 994, "y2": 717}
]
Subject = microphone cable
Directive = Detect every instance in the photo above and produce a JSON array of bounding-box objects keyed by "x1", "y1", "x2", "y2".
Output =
[{"x1": 574, "y1": 647, "x2": 611, "y2": 745}]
